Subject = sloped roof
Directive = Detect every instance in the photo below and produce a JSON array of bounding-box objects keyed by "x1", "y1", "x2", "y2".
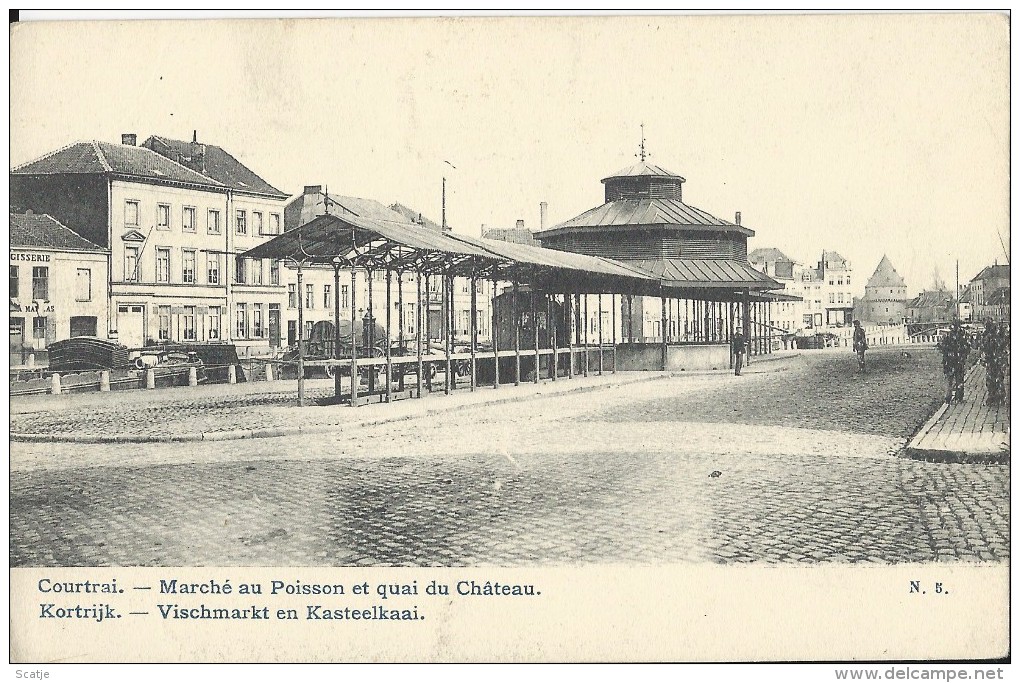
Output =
[
  {"x1": 749, "y1": 247, "x2": 793, "y2": 263},
  {"x1": 601, "y1": 161, "x2": 685, "y2": 183},
  {"x1": 10, "y1": 212, "x2": 106, "y2": 252},
  {"x1": 481, "y1": 227, "x2": 538, "y2": 246},
  {"x1": 973, "y1": 264, "x2": 1010, "y2": 282},
  {"x1": 321, "y1": 194, "x2": 411, "y2": 223},
  {"x1": 987, "y1": 287, "x2": 1010, "y2": 305},
  {"x1": 12, "y1": 140, "x2": 224, "y2": 187},
  {"x1": 142, "y1": 136, "x2": 287, "y2": 197},
  {"x1": 909, "y1": 290, "x2": 954, "y2": 309},
  {"x1": 866, "y1": 255, "x2": 906, "y2": 288},
  {"x1": 627, "y1": 258, "x2": 781, "y2": 289},
  {"x1": 538, "y1": 198, "x2": 752, "y2": 236}
]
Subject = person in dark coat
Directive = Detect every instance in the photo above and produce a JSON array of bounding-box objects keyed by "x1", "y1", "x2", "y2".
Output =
[
  {"x1": 852, "y1": 320, "x2": 868, "y2": 371},
  {"x1": 979, "y1": 319, "x2": 1009, "y2": 405},
  {"x1": 937, "y1": 319, "x2": 970, "y2": 403},
  {"x1": 732, "y1": 327, "x2": 747, "y2": 376}
]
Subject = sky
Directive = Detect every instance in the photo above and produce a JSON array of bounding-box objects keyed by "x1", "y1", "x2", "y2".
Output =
[{"x1": 9, "y1": 12, "x2": 1010, "y2": 298}]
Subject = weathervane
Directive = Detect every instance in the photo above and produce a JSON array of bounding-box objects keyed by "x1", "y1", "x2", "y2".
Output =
[{"x1": 636, "y1": 123, "x2": 650, "y2": 162}]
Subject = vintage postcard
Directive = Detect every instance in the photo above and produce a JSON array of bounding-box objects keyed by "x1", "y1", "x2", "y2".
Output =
[{"x1": 7, "y1": 11, "x2": 1011, "y2": 671}]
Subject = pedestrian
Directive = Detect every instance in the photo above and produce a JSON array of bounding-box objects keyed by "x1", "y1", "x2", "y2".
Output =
[
  {"x1": 979, "y1": 319, "x2": 1008, "y2": 405},
  {"x1": 937, "y1": 318, "x2": 970, "y2": 404},
  {"x1": 732, "y1": 326, "x2": 747, "y2": 376},
  {"x1": 852, "y1": 319, "x2": 868, "y2": 371}
]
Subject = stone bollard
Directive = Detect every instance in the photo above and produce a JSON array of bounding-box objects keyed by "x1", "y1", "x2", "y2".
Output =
[
  {"x1": 145, "y1": 368, "x2": 156, "y2": 389},
  {"x1": 265, "y1": 363, "x2": 275, "y2": 382},
  {"x1": 99, "y1": 370, "x2": 111, "y2": 392},
  {"x1": 27, "y1": 353, "x2": 35, "y2": 368},
  {"x1": 228, "y1": 364, "x2": 237, "y2": 384},
  {"x1": 188, "y1": 366, "x2": 198, "y2": 387},
  {"x1": 50, "y1": 373, "x2": 61, "y2": 395}
]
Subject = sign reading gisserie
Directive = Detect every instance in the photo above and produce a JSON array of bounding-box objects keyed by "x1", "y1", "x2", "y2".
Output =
[{"x1": 10, "y1": 251, "x2": 52, "y2": 262}]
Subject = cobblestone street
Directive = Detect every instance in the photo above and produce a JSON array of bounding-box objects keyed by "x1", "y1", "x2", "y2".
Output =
[{"x1": 10, "y1": 348, "x2": 1009, "y2": 566}]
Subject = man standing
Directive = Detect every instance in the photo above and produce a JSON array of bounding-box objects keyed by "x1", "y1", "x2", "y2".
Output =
[
  {"x1": 979, "y1": 319, "x2": 1008, "y2": 405},
  {"x1": 732, "y1": 326, "x2": 747, "y2": 376},
  {"x1": 937, "y1": 319, "x2": 970, "y2": 403},
  {"x1": 852, "y1": 320, "x2": 868, "y2": 371}
]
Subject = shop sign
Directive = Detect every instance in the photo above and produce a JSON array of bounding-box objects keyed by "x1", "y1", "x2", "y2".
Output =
[{"x1": 10, "y1": 252, "x2": 52, "y2": 262}]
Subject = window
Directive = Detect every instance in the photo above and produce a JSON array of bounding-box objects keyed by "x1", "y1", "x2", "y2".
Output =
[
  {"x1": 183, "y1": 306, "x2": 196, "y2": 341},
  {"x1": 158, "y1": 305, "x2": 171, "y2": 341},
  {"x1": 157, "y1": 203, "x2": 171, "y2": 230},
  {"x1": 125, "y1": 246, "x2": 140, "y2": 281},
  {"x1": 253, "y1": 211, "x2": 264, "y2": 235},
  {"x1": 207, "y1": 253, "x2": 220, "y2": 285},
  {"x1": 156, "y1": 248, "x2": 171, "y2": 283},
  {"x1": 270, "y1": 213, "x2": 281, "y2": 235},
  {"x1": 324, "y1": 284, "x2": 332, "y2": 309},
  {"x1": 252, "y1": 304, "x2": 263, "y2": 338},
  {"x1": 32, "y1": 266, "x2": 48, "y2": 300},
  {"x1": 183, "y1": 206, "x2": 196, "y2": 232},
  {"x1": 828, "y1": 293, "x2": 835, "y2": 304},
  {"x1": 837, "y1": 277, "x2": 843, "y2": 286},
  {"x1": 9, "y1": 266, "x2": 18, "y2": 298},
  {"x1": 182, "y1": 249, "x2": 197, "y2": 284},
  {"x1": 236, "y1": 303, "x2": 247, "y2": 338},
  {"x1": 837, "y1": 293, "x2": 844, "y2": 304},
  {"x1": 208, "y1": 306, "x2": 221, "y2": 340},
  {"x1": 305, "y1": 284, "x2": 314, "y2": 309},
  {"x1": 250, "y1": 259, "x2": 263, "y2": 285},
  {"x1": 208, "y1": 209, "x2": 221, "y2": 234},
  {"x1": 234, "y1": 256, "x2": 246, "y2": 284},
  {"x1": 75, "y1": 268, "x2": 91, "y2": 301},
  {"x1": 125, "y1": 200, "x2": 139, "y2": 226},
  {"x1": 847, "y1": 276, "x2": 850, "y2": 285},
  {"x1": 341, "y1": 285, "x2": 349, "y2": 309},
  {"x1": 270, "y1": 259, "x2": 280, "y2": 286},
  {"x1": 288, "y1": 284, "x2": 297, "y2": 309},
  {"x1": 33, "y1": 317, "x2": 46, "y2": 339},
  {"x1": 236, "y1": 209, "x2": 247, "y2": 235}
]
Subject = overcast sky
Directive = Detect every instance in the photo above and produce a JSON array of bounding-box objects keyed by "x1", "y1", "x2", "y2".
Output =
[{"x1": 9, "y1": 13, "x2": 1010, "y2": 297}]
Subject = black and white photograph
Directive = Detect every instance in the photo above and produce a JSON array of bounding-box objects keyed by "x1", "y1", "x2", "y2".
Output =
[{"x1": 7, "y1": 10, "x2": 1011, "y2": 669}]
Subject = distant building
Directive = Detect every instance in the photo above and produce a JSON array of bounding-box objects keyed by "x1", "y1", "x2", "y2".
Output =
[
  {"x1": 10, "y1": 212, "x2": 109, "y2": 366},
  {"x1": 855, "y1": 255, "x2": 908, "y2": 325},
  {"x1": 907, "y1": 289, "x2": 956, "y2": 324},
  {"x1": 482, "y1": 219, "x2": 538, "y2": 246},
  {"x1": 968, "y1": 264, "x2": 1009, "y2": 322},
  {"x1": 748, "y1": 247, "x2": 804, "y2": 334}
]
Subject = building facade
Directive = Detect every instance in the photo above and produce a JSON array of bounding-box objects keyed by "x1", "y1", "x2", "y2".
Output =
[
  {"x1": 11, "y1": 133, "x2": 290, "y2": 351},
  {"x1": 9, "y1": 212, "x2": 109, "y2": 365},
  {"x1": 855, "y1": 255, "x2": 908, "y2": 325},
  {"x1": 967, "y1": 264, "x2": 1010, "y2": 322}
]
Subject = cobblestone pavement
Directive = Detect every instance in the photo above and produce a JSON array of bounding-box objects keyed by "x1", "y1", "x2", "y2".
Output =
[
  {"x1": 911, "y1": 362, "x2": 1010, "y2": 458},
  {"x1": 10, "y1": 348, "x2": 1009, "y2": 566}
]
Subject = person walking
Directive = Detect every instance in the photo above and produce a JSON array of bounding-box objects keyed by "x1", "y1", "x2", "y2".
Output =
[
  {"x1": 937, "y1": 319, "x2": 970, "y2": 404},
  {"x1": 979, "y1": 319, "x2": 1008, "y2": 405},
  {"x1": 732, "y1": 326, "x2": 747, "y2": 376},
  {"x1": 852, "y1": 320, "x2": 868, "y2": 371}
]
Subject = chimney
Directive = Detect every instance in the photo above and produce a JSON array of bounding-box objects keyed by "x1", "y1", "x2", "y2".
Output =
[
  {"x1": 121, "y1": 133, "x2": 136, "y2": 146},
  {"x1": 303, "y1": 185, "x2": 323, "y2": 196},
  {"x1": 516, "y1": 219, "x2": 525, "y2": 231},
  {"x1": 480, "y1": 223, "x2": 487, "y2": 236},
  {"x1": 540, "y1": 202, "x2": 548, "y2": 230},
  {"x1": 192, "y1": 130, "x2": 198, "y2": 143},
  {"x1": 735, "y1": 211, "x2": 741, "y2": 226}
]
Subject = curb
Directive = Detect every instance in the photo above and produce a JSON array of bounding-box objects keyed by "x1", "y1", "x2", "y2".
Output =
[
  {"x1": 10, "y1": 371, "x2": 683, "y2": 445},
  {"x1": 901, "y1": 364, "x2": 1009, "y2": 465}
]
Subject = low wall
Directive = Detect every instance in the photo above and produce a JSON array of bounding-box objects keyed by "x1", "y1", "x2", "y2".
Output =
[{"x1": 616, "y1": 343, "x2": 731, "y2": 371}]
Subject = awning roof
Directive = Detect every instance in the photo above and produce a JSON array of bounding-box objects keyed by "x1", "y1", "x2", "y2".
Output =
[{"x1": 242, "y1": 213, "x2": 779, "y2": 296}]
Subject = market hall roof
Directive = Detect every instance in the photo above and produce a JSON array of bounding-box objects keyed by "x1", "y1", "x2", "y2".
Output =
[
  {"x1": 627, "y1": 258, "x2": 781, "y2": 290},
  {"x1": 10, "y1": 212, "x2": 106, "y2": 252},
  {"x1": 535, "y1": 198, "x2": 753, "y2": 237},
  {"x1": 600, "y1": 161, "x2": 686, "y2": 183}
]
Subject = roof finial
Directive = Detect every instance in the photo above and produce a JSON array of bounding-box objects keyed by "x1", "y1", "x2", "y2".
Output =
[{"x1": 636, "y1": 123, "x2": 649, "y2": 162}]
